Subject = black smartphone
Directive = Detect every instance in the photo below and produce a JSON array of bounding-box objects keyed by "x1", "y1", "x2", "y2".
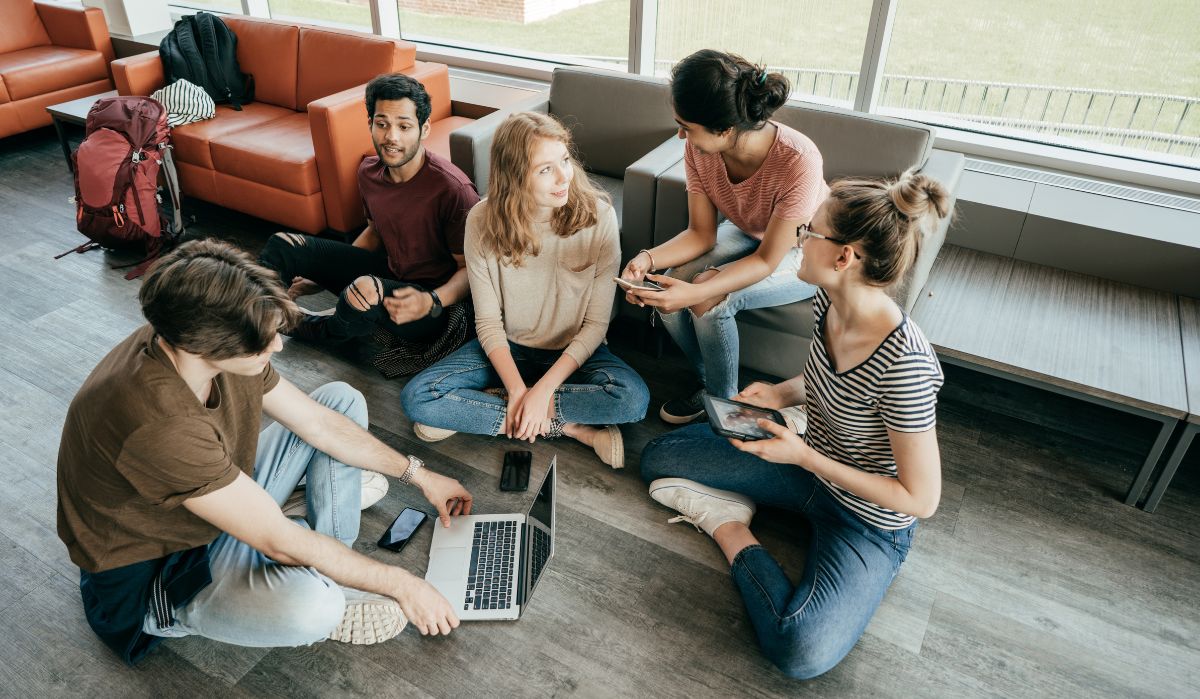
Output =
[
  {"x1": 702, "y1": 394, "x2": 787, "y2": 441},
  {"x1": 377, "y1": 507, "x2": 428, "y2": 552},
  {"x1": 500, "y1": 450, "x2": 532, "y2": 491}
]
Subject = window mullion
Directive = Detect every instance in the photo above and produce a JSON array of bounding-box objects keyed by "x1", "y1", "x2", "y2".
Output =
[{"x1": 854, "y1": 0, "x2": 897, "y2": 113}]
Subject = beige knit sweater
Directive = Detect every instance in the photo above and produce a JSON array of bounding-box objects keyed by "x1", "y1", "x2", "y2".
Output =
[{"x1": 465, "y1": 199, "x2": 620, "y2": 367}]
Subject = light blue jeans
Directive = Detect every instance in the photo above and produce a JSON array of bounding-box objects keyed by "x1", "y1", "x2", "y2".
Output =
[
  {"x1": 400, "y1": 339, "x2": 649, "y2": 435},
  {"x1": 641, "y1": 424, "x2": 915, "y2": 679},
  {"x1": 658, "y1": 221, "x2": 817, "y2": 398},
  {"x1": 142, "y1": 382, "x2": 367, "y2": 647}
]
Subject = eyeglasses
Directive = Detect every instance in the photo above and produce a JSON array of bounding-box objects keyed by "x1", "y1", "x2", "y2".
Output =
[{"x1": 797, "y1": 223, "x2": 862, "y2": 258}]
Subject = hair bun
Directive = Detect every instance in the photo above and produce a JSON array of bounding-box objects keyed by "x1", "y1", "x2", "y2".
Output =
[{"x1": 888, "y1": 169, "x2": 949, "y2": 224}]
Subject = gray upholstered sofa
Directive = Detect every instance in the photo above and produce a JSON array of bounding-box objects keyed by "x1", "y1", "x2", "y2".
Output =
[
  {"x1": 652, "y1": 102, "x2": 965, "y2": 379},
  {"x1": 449, "y1": 66, "x2": 684, "y2": 306}
]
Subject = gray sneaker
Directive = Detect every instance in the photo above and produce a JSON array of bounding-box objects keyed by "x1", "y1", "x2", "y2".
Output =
[{"x1": 328, "y1": 589, "x2": 407, "y2": 644}]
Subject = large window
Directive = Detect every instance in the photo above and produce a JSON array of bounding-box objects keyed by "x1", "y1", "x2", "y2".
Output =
[
  {"x1": 878, "y1": 0, "x2": 1200, "y2": 165},
  {"x1": 268, "y1": 0, "x2": 371, "y2": 30},
  {"x1": 652, "y1": 1, "x2": 873, "y2": 107},
  {"x1": 397, "y1": 0, "x2": 629, "y2": 68}
]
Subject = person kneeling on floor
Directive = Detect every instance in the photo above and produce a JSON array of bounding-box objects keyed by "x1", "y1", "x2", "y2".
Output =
[{"x1": 57, "y1": 239, "x2": 473, "y2": 665}]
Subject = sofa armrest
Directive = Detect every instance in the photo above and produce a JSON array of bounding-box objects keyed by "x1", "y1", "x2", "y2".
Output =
[
  {"x1": 35, "y1": 3, "x2": 114, "y2": 68},
  {"x1": 448, "y1": 93, "x2": 548, "y2": 195},
  {"x1": 895, "y1": 148, "x2": 966, "y2": 311},
  {"x1": 310, "y1": 84, "x2": 376, "y2": 234},
  {"x1": 112, "y1": 51, "x2": 165, "y2": 96},
  {"x1": 621, "y1": 135, "x2": 684, "y2": 264}
]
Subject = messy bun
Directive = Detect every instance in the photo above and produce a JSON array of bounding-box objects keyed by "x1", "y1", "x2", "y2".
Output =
[
  {"x1": 671, "y1": 49, "x2": 790, "y2": 133},
  {"x1": 826, "y1": 169, "x2": 951, "y2": 287}
]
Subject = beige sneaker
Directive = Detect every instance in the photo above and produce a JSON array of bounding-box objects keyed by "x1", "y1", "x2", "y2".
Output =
[
  {"x1": 414, "y1": 423, "x2": 457, "y2": 443},
  {"x1": 591, "y1": 425, "x2": 624, "y2": 469},
  {"x1": 328, "y1": 590, "x2": 407, "y2": 645},
  {"x1": 282, "y1": 470, "x2": 389, "y2": 519},
  {"x1": 648, "y1": 478, "x2": 755, "y2": 537}
]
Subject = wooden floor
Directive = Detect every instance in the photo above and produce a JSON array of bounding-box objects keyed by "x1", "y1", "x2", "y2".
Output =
[{"x1": 1, "y1": 129, "x2": 1197, "y2": 698}]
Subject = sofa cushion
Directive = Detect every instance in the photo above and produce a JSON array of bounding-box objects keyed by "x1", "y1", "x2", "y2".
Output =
[
  {"x1": 774, "y1": 102, "x2": 933, "y2": 179},
  {"x1": 549, "y1": 67, "x2": 676, "y2": 180},
  {"x1": 0, "y1": 45, "x2": 106, "y2": 101},
  {"x1": 171, "y1": 102, "x2": 295, "y2": 170},
  {"x1": 222, "y1": 17, "x2": 299, "y2": 111},
  {"x1": 425, "y1": 115, "x2": 474, "y2": 162},
  {"x1": 210, "y1": 111, "x2": 320, "y2": 196},
  {"x1": 295, "y1": 27, "x2": 413, "y2": 110},
  {"x1": 0, "y1": 77, "x2": 9, "y2": 104},
  {"x1": 588, "y1": 172, "x2": 624, "y2": 230},
  {"x1": 0, "y1": 0, "x2": 51, "y2": 55}
]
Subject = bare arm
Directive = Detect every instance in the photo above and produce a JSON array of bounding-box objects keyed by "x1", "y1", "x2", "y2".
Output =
[
  {"x1": 383, "y1": 253, "x2": 470, "y2": 323},
  {"x1": 263, "y1": 377, "x2": 473, "y2": 525},
  {"x1": 183, "y1": 472, "x2": 459, "y2": 634},
  {"x1": 621, "y1": 191, "x2": 719, "y2": 282},
  {"x1": 734, "y1": 423, "x2": 942, "y2": 518},
  {"x1": 352, "y1": 221, "x2": 382, "y2": 251}
]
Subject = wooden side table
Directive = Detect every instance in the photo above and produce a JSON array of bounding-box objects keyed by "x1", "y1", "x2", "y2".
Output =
[{"x1": 45, "y1": 89, "x2": 119, "y2": 174}]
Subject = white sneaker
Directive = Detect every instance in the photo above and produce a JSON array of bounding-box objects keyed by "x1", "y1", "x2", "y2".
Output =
[
  {"x1": 414, "y1": 423, "x2": 456, "y2": 443},
  {"x1": 328, "y1": 589, "x2": 407, "y2": 644},
  {"x1": 648, "y1": 478, "x2": 756, "y2": 537},
  {"x1": 282, "y1": 470, "x2": 389, "y2": 519}
]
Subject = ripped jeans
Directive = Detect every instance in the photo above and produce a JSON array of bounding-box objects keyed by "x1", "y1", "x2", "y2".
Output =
[
  {"x1": 258, "y1": 232, "x2": 448, "y2": 342},
  {"x1": 658, "y1": 221, "x2": 817, "y2": 398}
]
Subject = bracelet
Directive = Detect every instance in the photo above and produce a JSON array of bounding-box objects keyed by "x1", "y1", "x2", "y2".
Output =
[
  {"x1": 638, "y1": 248, "x2": 657, "y2": 271},
  {"x1": 399, "y1": 455, "x2": 424, "y2": 485}
]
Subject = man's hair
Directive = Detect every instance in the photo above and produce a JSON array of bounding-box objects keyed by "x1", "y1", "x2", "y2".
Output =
[
  {"x1": 365, "y1": 73, "x2": 432, "y2": 127},
  {"x1": 139, "y1": 239, "x2": 299, "y2": 360}
]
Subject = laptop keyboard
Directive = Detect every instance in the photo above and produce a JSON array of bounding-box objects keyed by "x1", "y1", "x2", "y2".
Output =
[
  {"x1": 465, "y1": 520, "x2": 516, "y2": 611},
  {"x1": 530, "y1": 525, "x2": 550, "y2": 591}
]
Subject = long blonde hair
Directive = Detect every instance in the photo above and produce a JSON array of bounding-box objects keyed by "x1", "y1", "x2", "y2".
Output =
[{"x1": 479, "y1": 112, "x2": 609, "y2": 267}]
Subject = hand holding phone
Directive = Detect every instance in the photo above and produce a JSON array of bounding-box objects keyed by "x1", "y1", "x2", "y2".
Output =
[
  {"x1": 378, "y1": 507, "x2": 428, "y2": 552},
  {"x1": 614, "y1": 276, "x2": 664, "y2": 292}
]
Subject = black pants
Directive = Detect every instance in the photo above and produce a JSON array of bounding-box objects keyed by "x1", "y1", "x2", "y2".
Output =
[{"x1": 258, "y1": 232, "x2": 448, "y2": 342}]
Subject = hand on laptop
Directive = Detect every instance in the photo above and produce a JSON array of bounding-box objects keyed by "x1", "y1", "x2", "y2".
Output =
[
  {"x1": 410, "y1": 468, "x2": 473, "y2": 527},
  {"x1": 395, "y1": 572, "x2": 460, "y2": 635}
]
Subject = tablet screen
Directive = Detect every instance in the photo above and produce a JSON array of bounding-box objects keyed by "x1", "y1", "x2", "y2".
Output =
[{"x1": 708, "y1": 398, "x2": 778, "y2": 439}]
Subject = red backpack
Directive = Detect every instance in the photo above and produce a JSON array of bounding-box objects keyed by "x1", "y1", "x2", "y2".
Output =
[{"x1": 61, "y1": 96, "x2": 184, "y2": 279}]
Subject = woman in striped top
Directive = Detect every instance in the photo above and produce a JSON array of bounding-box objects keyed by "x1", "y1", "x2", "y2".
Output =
[
  {"x1": 621, "y1": 49, "x2": 828, "y2": 422},
  {"x1": 640, "y1": 170, "x2": 949, "y2": 679}
]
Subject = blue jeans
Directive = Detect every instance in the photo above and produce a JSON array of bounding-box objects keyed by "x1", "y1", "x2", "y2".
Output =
[
  {"x1": 143, "y1": 382, "x2": 367, "y2": 647},
  {"x1": 400, "y1": 339, "x2": 650, "y2": 435},
  {"x1": 640, "y1": 423, "x2": 916, "y2": 679},
  {"x1": 658, "y1": 221, "x2": 817, "y2": 398}
]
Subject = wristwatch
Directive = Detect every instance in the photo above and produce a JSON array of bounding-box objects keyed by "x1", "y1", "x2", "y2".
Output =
[
  {"x1": 427, "y1": 289, "x2": 444, "y2": 318},
  {"x1": 400, "y1": 454, "x2": 424, "y2": 485}
]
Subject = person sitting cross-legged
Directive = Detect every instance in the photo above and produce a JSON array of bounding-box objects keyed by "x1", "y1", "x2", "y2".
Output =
[
  {"x1": 57, "y1": 239, "x2": 474, "y2": 665},
  {"x1": 258, "y1": 73, "x2": 479, "y2": 349}
]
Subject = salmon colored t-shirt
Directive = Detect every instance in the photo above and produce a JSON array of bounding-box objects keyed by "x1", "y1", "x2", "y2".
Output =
[
  {"x1": 57, "y1": 325, "x2": 279, "y2": 573},
  {"x1": 684, "y1": 120, "x2": 829, "y2": 239}
]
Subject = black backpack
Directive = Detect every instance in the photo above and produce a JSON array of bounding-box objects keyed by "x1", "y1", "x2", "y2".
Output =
[{"x1": 159, "y1": 12, "x2": 254, "y2": 110}]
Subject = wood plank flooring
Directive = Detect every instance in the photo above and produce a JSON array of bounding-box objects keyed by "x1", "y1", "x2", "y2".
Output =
[{"x1": 0, "y1": 128, "x2": 1197, "y2": 697}]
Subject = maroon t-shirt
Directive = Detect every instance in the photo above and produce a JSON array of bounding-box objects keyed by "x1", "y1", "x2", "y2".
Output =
[{"x1": 357, "y1": 150, "x2": 480, "y2": 288}]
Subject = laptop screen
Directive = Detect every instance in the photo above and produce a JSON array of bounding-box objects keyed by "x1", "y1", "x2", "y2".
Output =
[{"x1": 519, "y1": 458, "x2": 555, "y2": 608}]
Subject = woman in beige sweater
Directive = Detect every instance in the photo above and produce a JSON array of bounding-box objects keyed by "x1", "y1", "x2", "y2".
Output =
[{"x1": 401, "y1": 112, "x2": 649, "y2": 468}]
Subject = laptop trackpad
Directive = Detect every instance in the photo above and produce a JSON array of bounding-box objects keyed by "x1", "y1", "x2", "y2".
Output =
[{"x1": 426, "y1": 547, "x2": 469, "y2": 581}]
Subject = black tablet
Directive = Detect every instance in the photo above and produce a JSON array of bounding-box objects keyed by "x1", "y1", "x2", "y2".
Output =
[{"x1": 702, "y1": 394, "x2": 786, "y2": 441}]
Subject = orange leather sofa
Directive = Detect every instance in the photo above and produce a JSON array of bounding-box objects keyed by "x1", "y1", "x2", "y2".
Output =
[
  {"x1": 112, "y1": 16, "x2": 472, "y2": 235},
  {"x1": 0, "y1": 0, "x2": 114, "y2": 140}
]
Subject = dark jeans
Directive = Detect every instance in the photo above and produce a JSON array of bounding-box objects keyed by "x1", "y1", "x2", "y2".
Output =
[
  {"x1": 258, "y1": 232, "x2": 447, "y2": 342},
  {"x1": 640, "y1": 423, "x2": 916, "y2": 679}
]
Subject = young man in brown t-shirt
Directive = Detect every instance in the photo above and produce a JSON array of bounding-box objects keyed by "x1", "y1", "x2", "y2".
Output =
[
  {"x1": 57, "y1": 240, "x2": 474, "y2": 664},
  {"x1": 257, "y1": 73, "x2": 480, "y2": 346}
]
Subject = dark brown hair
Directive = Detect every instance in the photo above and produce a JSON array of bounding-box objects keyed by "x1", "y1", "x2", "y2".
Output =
[
  {"x1": 826, "y1": 169, "x2": 951, "y2": 287},
  {"x1": 139, "y1": 239, "x2": 299, "y2": 359},
  {"x1": 670, "y1": 49, "x2": 790, "y2": 133}
]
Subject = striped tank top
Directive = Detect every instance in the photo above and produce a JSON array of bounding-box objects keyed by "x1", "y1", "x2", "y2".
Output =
[{"x1": 803, "y1": 288, "x2": 944, "y2": 529}]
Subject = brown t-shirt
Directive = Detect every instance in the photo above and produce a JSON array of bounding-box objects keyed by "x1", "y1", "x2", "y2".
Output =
[
  {"x1": 358, "y1": 149, "x2": 480, "y2": 289},
  {"x1": 57, "y1": 325, "x2": 279, "y2": 573}
]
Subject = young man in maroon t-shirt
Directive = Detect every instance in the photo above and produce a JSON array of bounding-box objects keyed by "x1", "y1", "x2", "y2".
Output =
[{"x1": 259, "y1": 73, "x2": 480, "y2": 345}]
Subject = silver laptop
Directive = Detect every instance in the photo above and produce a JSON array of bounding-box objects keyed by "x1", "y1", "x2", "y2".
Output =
[{"x1": 424, "y1": 456, "x2": 556, "y2": 621}]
